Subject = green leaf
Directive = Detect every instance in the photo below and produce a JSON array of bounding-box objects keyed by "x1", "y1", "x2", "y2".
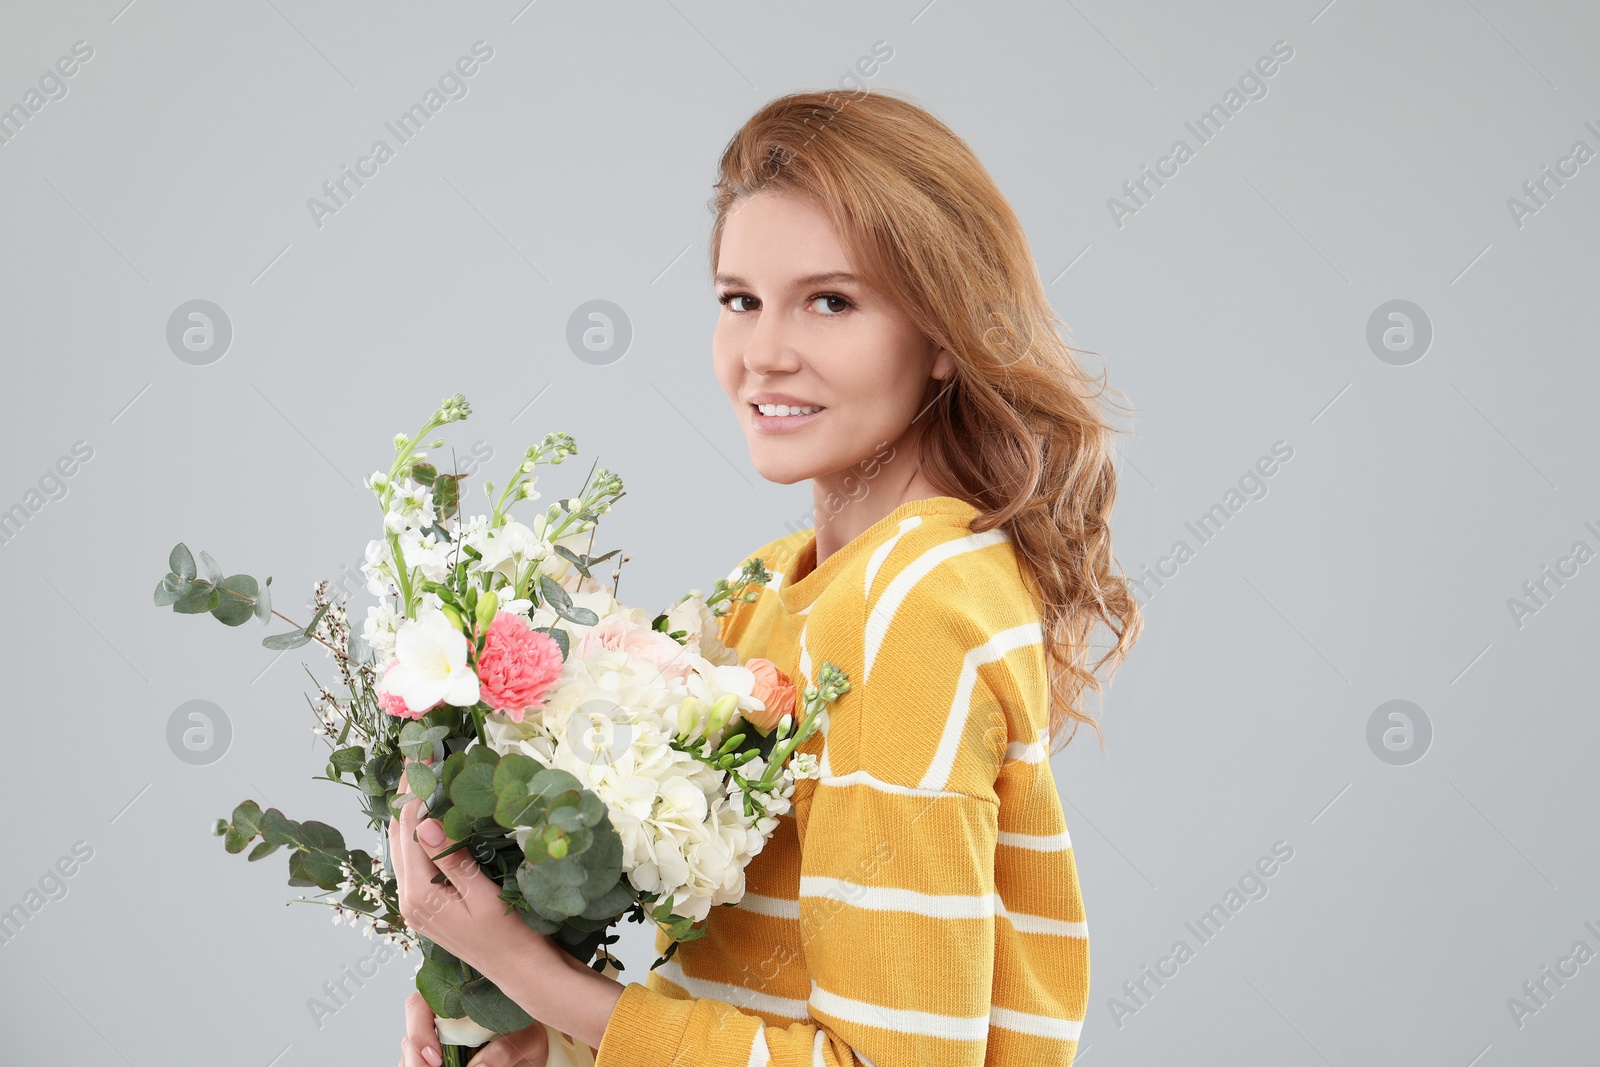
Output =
[
  {"x1": 342, "y1": 885, "x2": 376, "y2": 914},
  {"x1": 549, "y1": 805, "x2": 584, "y2": 834},
  {"x1": 416, "y1": 956, "x2": 465, "y2": 1019},
  {"x1": 439, "y1": 751, "x2": 467, "y2": 792},
  {"x1": 465, "y1": 744, "x2": 501, "y2": 771},
  {"x1": 331, "y1": 747, "x2": 365, "y2": 775},
  {"x1": 528, "y1": 768, "x2": 583, "y2": 801},
  {"x1": 492, "y1": 753, "x2": 540, "y2": 797},
  {"x1": 297, "y1": 821, "x2": 347, "y2": 853},
  {"x1": 405, "y1": 761, "x2": 438, "y2": 801},
  {"x1": 247, "y1": 839, "x2": 282, "y2": 861},
  {"x1": 153, "y1": 575, "x2": 185, "y2": 607},
  {"x1": 553, "y1": 599, "x2": 599, "y2": 627},
  {"x1": 230, "y1": 800, "x2": 264, "y2": 837},
  {"x1": 538, "y1": 574, "x2": 572, "y2": 612},
  {"x1": 398, "y1": 723, "x2": 449, "y2": 762},
  {"x1": 519, "y1": 859, "x2": 586, "y2": 916},
  {"x1": 577, "y1": 822, "x2": 623, "y2": 895},
  {"x1": 579, "y1": 879, "x2": 634, "y2": 921},
  {"x1": 494, "y1": 792, "x2": 542, "y2": 829},
  {"x1": 410, "y1": 461, "x2": 438, "y2": 486},
  {"x1": 211, "y1": 574, "x2": 258, "y2": 626},
  {"x1": 286, "y1": 850, "x2": 318, "y2": 887},
  {"x1": 169, "y1": 544, "x2": 196, "y2": 581},
  {"x1": 254, "y1": 576, "x2": 273, "y2": 623},
  {"x1": 197, "y1": 550, "x2": 224, "y2": 586},
  {"x1": 262, "y1": 629, "x2": 312, "y2": 650},
  {"x1": 461, "y1": 977, "x2": 535, "y2": 1034},
  {"x1": 441, "y1": 805, "x2": 478, "y2": 842},
  {"x1": 450, "y1": 764, "x2": 497, "y2": 819},
  {"x1": 545, "y1": 625, "x2": 570, "y2": 659},
  {"x1": 260, "y1": 808, "x2": 300, "y2": 849},
  {"x1": 172, "y1": 582, "x2": 217, "y2": 614}
]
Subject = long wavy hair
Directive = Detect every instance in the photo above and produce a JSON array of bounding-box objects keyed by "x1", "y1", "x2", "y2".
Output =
[{"x1": 708, "y1": 88, "x2": 1143, "y2": 757}]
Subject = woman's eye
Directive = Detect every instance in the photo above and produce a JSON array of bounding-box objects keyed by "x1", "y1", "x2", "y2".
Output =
[
  {"x1": 720, "y1": 294, "x2": 757, "y2": 312},
  {"x1": 809, "y1": 294, "x2": 851, "y2": 315}
]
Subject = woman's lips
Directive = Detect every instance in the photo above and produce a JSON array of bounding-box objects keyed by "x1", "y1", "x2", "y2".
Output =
[{"x1": 750, "y1": 404, "x2": 825, "y2": 433}]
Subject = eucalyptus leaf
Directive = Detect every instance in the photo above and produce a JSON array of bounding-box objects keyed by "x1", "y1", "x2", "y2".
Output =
[
  {"x1": 521, "y1": 860, "x2": 587, "y2": 915},
  {"x1": 172, "y1": 582, "x2": 217, "y2": 614},
  {"x1": 169, "y1": 544, "x2": 196, "y2": 581},
  {"x1": 253, "y1": 577, "x2": 272, "y2": 623},
  {"x1": 212, "y1": 574, "x2": 258, "y2": 626},
  {"x1": 441, "y1": 804, "x2": 478, "y2": 842},
  {"x1": 491, "y1": 753, "x2": 540, "y2": 796},
  {"x1": 197, "y1": 550, "x2": 224, "y2": 586},
  {"x1": 417, "y1": 956, "x2": 465, "y2": 1019},
  {"x1": 247, "y1": 839, "x2": 282, "y2": 862},
  {"x1": 450, "y1": 764, "x2": 497, "y2": 819},
  {"x1": 460, "y1": 977, "x2": 535, "y2": 1034},
  {"x1": 527, "y1": 768, "x2": 583, "y2": 801},
  {"x1": 153, "y1": 576, "x2": 184, "y2": 607},
  {"x1": 538, "y1": 574, "x2": 572, "y2": 612},
  {"x1": 494, "y1": 792, "x2": 542, "y2": 829},
  {"x1": 263, "y1": 629, "x2": 313, "y2": 650},
  {"x1": 405, "y1": 762, "x2": 438, "y2": 801}
]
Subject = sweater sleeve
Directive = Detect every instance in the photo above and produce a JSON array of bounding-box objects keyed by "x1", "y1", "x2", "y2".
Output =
[{"x1": 594, "y1": 581, "x2": 1010, "y2": 1067}]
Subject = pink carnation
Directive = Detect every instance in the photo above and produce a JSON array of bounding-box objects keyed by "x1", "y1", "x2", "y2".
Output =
[
  {"x1": 376, "y1": 658, "x2": 427, "y2": 720},
  {"x1": 477, "y1": 612, "x2": 565, "y2": 723}
]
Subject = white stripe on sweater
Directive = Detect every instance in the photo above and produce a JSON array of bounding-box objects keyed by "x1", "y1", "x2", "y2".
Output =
[
  {"x1": 861, "y1": 528, "x2": 1010, "y2": 685},
  {"x1": 747, "y1": 1027, "x2": 771, "y2": 1067},
  {"x1": 737, "y1": 892, "x2": 801, "y2": 920},
  {"x1": 997, "y1": 828, "x2": 1073, "y2": 851},
  {"x1": 652, "y1": 959, "x2": 809, "y2": 1019},
  {"x1": 862, "y1": 516, "x2": 923, "y2": 601},
  {"x1": 798, "y1": 876, "x2": 1088, "y2": 938},
  {"x1": 989, "y1": 1004, "x2": 1084, "y2": 1042},
  {"x1": 918, "y1": 622, "x2": 1044, "y2": 790},
  {"x1": 816, "y1": 768, "x2": 973, "y2": 800},
  {"x1": 808, "y1": 981, "x2": 991, "y2": 1041}
]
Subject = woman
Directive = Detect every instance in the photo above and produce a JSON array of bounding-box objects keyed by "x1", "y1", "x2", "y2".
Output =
[{"x1": 392, "y1": 87, "x2": 1142, "y2": 1067}]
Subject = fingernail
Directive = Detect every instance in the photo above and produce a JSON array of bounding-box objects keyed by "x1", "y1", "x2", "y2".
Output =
[
  {"x1": 418, "y1": 819, "x2": 445, "y2": 846},
  {"x1": 422, "y1": 1046, "x2": 442, "y2": 1067}
]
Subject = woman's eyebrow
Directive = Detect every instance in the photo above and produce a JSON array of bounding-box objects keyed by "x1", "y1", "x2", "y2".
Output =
[{"x1": 713, "y1": 271, "x2": 860, "y2": 288}]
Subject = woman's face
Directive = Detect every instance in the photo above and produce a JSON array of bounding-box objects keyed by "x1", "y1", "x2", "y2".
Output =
[{"x1": 712, "y1": 189, "x2": 952, "y2": 487}]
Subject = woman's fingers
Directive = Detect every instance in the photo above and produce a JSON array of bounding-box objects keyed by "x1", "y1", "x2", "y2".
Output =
[
  {"x1": 392, "y1": 795, "x2": 446, "y2": 924},
  {"x1": 402, "y1": 992, "x2": 443, "y2": 1067},
  {"x1": 466, "y1": 1022, "x2": 550, "y2": 1066}
]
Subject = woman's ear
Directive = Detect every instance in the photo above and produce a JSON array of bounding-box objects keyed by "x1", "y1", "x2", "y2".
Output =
[{"x1": 931, "y1": 347, "x2": 956, "y2": 381}]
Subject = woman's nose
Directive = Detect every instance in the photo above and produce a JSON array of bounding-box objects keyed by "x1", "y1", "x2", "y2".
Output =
[{"x1": 742, "y1": 310, "x2": 802, "y2": 375}]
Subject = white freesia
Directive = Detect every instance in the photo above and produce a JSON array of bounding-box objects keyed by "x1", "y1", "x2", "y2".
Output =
[{"x1": 377, "y1": 609, "x2": 479, "y2": 711}]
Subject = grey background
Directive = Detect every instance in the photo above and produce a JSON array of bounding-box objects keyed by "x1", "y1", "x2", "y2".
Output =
[{"x1": 2, "y1": 0, "x2": 1596, "y2": 1063}]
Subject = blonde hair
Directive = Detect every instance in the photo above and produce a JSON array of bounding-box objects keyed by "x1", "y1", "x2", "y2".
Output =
[{"x1": 708, "y1": 88, "x2": 1143, "y2": 757}]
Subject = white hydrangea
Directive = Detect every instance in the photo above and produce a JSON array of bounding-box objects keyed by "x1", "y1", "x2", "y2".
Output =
[{"x1": 482, "y1": 643, "x2": 783, "y2": 924}]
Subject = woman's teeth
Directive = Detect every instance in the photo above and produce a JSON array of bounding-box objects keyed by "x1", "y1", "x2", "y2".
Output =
[{"x1": 756, "y1": 404, "x2": 823, "y2": 416}]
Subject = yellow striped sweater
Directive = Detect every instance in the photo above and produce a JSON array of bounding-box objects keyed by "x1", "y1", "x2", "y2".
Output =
[{"x1": 595, "y1": 495, "x2": 1089, "y2": 1066}]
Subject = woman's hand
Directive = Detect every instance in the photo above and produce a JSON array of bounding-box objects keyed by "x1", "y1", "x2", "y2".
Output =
[
  {"x1": 399, "y1": 990, "x2": 550, "y2": 1067},
  {"x1": 386, "y1": 755, "x2": 547, "y2": 972}
]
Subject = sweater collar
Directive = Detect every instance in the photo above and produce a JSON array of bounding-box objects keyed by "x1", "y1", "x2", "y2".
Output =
[{"x1": 778, "y1": 495, "x2": 981, "y2": 613}]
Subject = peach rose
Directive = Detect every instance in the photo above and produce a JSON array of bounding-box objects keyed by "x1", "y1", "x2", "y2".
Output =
[{"x1": 742, "y1": 658, "x2": 797, "y2": 734}]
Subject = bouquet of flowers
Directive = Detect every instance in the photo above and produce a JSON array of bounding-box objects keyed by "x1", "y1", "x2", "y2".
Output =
[{"x1": 155, "y1": 394, "x2": 849, "y2": 1066}]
